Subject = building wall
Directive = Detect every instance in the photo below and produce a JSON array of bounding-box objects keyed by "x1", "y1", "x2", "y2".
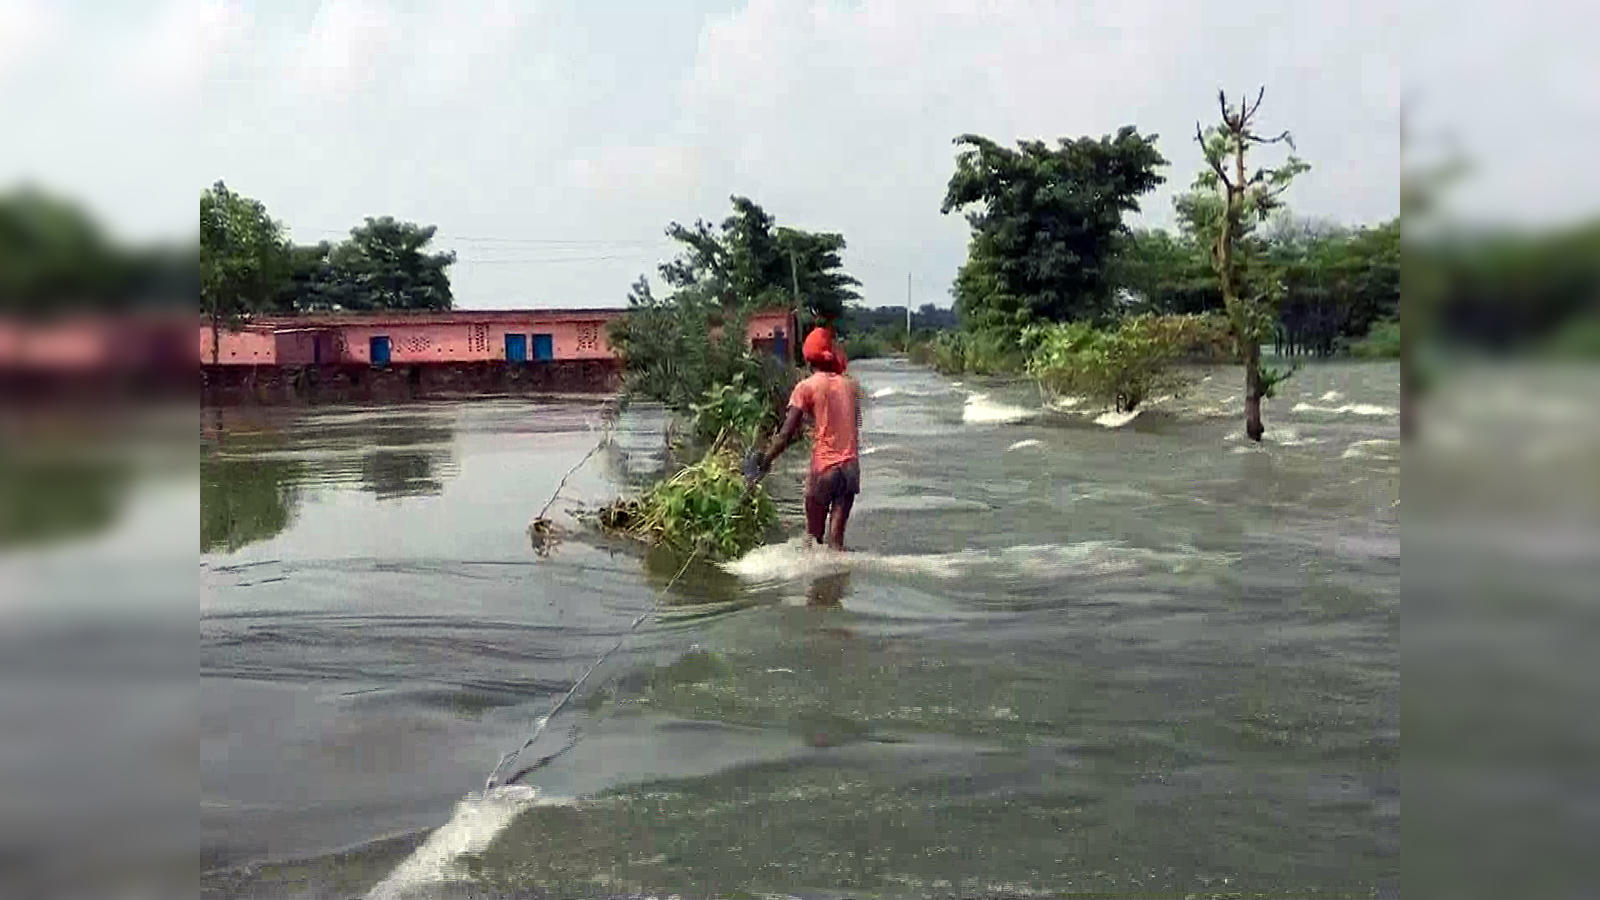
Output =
[
  {"x1": 201, "y1": 327, "x2": 277, "y2": 364},
  {"x1": 333, "y1": 319, "x2": 614, "y2": 364},
  {"x1": 272, "y1": 331, "x2": 329, "y2": 366},
  {"x1": 202, "y1": 309, "x2": 792, "y2": 367}
]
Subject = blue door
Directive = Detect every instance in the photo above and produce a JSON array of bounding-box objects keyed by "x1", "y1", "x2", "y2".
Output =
[
  {"x1": 772, "y1": 327, "x2": 787, "y2": 361},
  {"x1": 369, "y1": 336, "x2": 391, "y2": 366},
  {"x1": 532, "y1": 333, "x2": 554, "y2": 362},
  {"x1": 505, "y1": 333, "x2": 528, "y2": 362}
]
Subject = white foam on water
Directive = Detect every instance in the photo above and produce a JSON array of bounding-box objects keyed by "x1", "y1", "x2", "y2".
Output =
[
  {"x1": 962, "y1": 393, "x2": 1035, "y2": 425},
  {"x1": 366, "y1": 785, "x2": 548, "y2": 900},
  {"x1": 1093, "y1": 409, "x2": 1141, "y2": 428},
  {"x1": 722, "y1": 536, "x2": 1232, "y2": 584},
  {"x1": 1046, "y1": 395, "x2": 1085, "y2": 411},
  {"x1": 1006, "y1": 439, "x2": 1042, "y2": 452},
  {"x1": 860, "y1": 494, "x2": 990, "y2": 513},
  {"x1": 1224, "y1": 428, "x2": 1320, "y2": 447},
  {"x1": 870, "y1": 386, "x2": 899, "y2": 399},
  {"x1": 1292, "y1": 402, "x2": 1398, "y2": 417},
  {"x1": 859, "y1": 444, "x2": 907, "y2": 457},
  {"x1": 1319, "y1": 390, "x2": 1345, "y2": 402},
  {"x1": 1341, "y1": 438, "x2": 1400, "y2": 459}
]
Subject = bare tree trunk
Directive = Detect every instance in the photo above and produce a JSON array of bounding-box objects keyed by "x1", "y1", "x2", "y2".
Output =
[{"x1": 1232, "y1": 115, "x2": 1266, "y2": 443}]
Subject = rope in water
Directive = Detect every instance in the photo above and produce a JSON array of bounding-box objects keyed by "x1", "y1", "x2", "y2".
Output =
[
  {"x1": 489, "y1": 412, "x2": 767, "y2": 790},
  {"x1": 484, "y1": 548, "x2": 700, "y2": 790}
]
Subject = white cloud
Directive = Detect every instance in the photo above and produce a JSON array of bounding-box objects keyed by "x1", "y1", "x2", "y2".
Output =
[
  {"x1": 121, "y1": 0, "x2": 252, "y2": 100},
  {"x1": 295, "y1": 0, "x2": 400, "y2": 95},
  {"x1": 669, "y1": 0, "x2": 1399, "y2": 307}
]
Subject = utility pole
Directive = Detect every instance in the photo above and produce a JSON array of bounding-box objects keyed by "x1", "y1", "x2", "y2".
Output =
[
  {"x1": 905, "y1": 272, "x2": 912, "y2": 349},
  {"x1": 789, "y1": 251, "x2": 801, "y2": 312}
]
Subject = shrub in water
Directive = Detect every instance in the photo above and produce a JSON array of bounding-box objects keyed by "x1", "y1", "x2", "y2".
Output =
[
  {"x1": 923, "y1": 328, "x2": 1024, "y2": 375},
  {"x1": 1024, "y1": 314, "x2": 1231, "y2": 412}
]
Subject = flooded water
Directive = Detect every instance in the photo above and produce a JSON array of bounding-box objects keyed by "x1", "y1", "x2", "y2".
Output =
[{"x1": 201, "y1": 359, "x2": 1399, "y2": 899}]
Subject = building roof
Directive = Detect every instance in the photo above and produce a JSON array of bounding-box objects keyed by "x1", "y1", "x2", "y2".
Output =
[{"x1": 232, "y1": 306, "x2": 793, "y2": 329}]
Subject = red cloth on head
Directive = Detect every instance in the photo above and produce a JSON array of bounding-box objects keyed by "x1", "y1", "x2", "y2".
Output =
[{"x1": 802, "y1": 327, "x2": 845, "y2": 373}]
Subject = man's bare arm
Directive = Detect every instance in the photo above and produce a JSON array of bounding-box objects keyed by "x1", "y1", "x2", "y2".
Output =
[{"x1": 759, "y1": 407, "x2": 806, "y2": 471}]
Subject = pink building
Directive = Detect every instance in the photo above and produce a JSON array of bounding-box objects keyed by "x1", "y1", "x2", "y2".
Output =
[{"x1": 199, "y1": 308, "x2": 797, "y2": 367}]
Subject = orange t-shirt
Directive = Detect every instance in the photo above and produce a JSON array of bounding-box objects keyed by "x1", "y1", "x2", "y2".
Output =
[{"x1": 788, "y1": 371, "x2": 860, "y2": 473}]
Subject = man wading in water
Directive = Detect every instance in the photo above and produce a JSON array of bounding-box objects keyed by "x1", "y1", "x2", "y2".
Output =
[{"x1": 746, "y1": 327, "x2": 862, "y2": 550}]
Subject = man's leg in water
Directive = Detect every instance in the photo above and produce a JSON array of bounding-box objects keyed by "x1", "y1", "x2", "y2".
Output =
[
  {"x1": 826, "y1": 493, "x2": 854, "y2": 550},
  {"x1": 803, "y1": 477, "x2": 829, "y2": 544}
]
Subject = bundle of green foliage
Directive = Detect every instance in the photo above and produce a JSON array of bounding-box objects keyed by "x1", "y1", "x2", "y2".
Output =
[
  {"x1": 597, "y1": 449, "x2": 775, "y2": 561},
  {"x1": 689, "y1": 371, "x2": 779, "y2": 448},
  {"x1": 1023, "y1": 314, "x2": 1231, "y2": 412}
]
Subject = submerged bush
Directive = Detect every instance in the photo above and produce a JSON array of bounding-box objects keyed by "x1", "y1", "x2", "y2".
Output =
[
  {"x1": 1024, "y1": 314, "x2": 1230, "y2": 412},
  {"x1": 921, "y1": 328, "x2": 1024, "y2": 375},
  {"x1": 598, "y1": 449, "x2": 775, "y2": 560},
  {"x1": 1346, "y1": 317, "x2": 1401, "y2": 359}
]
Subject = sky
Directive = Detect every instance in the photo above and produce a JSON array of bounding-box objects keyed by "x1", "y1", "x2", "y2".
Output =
[{"x1": 17, "y1": 0, "x2": 1581, "y2": 312}]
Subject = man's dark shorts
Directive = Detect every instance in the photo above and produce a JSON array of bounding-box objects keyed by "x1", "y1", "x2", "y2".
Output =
[{"x1": 807, "y1": 458, "x2": 861, "y2": 506}]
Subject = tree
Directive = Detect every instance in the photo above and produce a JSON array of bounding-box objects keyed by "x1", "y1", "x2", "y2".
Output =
[
  {"x1": 318, "y1": 217, "x2": 456, "y2": 312},
  {"x1": 200, "y1": 181, "x2": 291, "y2": 362},
  {"x1": 1267, "y1": 217, "x2": 1398, "y2": 357},
  {"x1": 1109, "y1": 227, "x2": 1221, "y2": 315},
  {"x1": 941, "y1": 128, "x2": 1167, "y2": 332},
  {"x1": 657, "y1": 195, "x2": 858, "y2": 324},
  {"x1": 775, "y1": 227, "x2": 858, "y2": 324},
  {"x1": 1193, "y1": 88, "x2": 1310, "y2": 441},
  {"x1": 274, "y1": 241, "x2": 336, "y2": 312}
]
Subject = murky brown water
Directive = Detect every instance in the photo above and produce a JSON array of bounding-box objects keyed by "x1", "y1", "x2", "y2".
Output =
[{"x1": 201, "y1": 359, "x2": 1399, "y2": 898}]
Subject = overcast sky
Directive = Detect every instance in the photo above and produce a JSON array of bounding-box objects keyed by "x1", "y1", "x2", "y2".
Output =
[{"x1": 5, "y1": 0, "x2": 1422, "y2": 309}]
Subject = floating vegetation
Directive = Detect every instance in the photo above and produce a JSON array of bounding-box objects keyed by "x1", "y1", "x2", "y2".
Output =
[{"x1": 595, "y1": 448, "x2": 776, "y2": 561}]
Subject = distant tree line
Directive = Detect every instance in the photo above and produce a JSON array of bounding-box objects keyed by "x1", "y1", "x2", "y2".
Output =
[
  {"x1": 842, "y1": 304, "x2": 959, "y2": 334},
  {"x1": 200, "y1": 181, "x2": 456, "y2": 361},
  {"x1": 1116, "y1": 213, "x2": 1398, "y2": 359}
]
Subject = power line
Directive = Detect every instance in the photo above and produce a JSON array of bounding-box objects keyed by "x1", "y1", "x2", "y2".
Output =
[
  {"x1": 454, "y1": 255, "x2": 641, "y2": 265},
  {"x1": 293, "y1": 225, "x2": 665, "y2": 246}
]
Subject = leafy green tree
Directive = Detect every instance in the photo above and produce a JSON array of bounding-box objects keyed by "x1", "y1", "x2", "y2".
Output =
[
  {"x1": 1109, "y1": 227, "x2": 1221, "y2": 315},
  {"x1": 657, "y1": 195, "x2": 858, "y2": 323},
  {"x1": 274, "y1": 241, "x2": 336, "y2": 312},
  {"x1": 941, "y1": 128, "x2": 1167, "y2": 332},
  {"x1": 776, "y1": 227, "x2": 858, "y2": 324},
  {"x1": 317, "y1": 216, "x2": 456, "y2": 312},
  {"x1": 1268, "y1": 217, "x2": 1398, "y2": 357},
  {"x1": 200, "y1": 181, "x2": 290, "y2": 362},
  {"x1": 1192, "y1": 88, "x2": 1309, "y2": 441}
]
